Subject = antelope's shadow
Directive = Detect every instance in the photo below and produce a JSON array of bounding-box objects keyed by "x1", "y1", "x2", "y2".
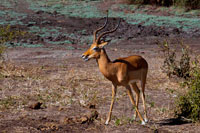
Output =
[{"x1": 158, "y1": 117, "x2": 191, "y2": 126}]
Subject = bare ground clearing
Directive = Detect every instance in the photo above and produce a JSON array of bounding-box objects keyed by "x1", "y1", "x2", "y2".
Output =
[
  {"x1": 1, "y1": 37, "x2": 200, "y2": 132},
  {"x1": 1, "y1": 0, "x2": 200, "y2": 132}
]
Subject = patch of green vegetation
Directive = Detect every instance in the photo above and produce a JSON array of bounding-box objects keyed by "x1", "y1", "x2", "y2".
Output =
[
  {"x1": 0, "y1": 25, "x2": 21, "y2": 43},
  {"x1": 29, "y1": 26, "x2": 61, "y2": 38},
  {"x1": 28, "y1": 26, "x2": 40, "y2": 34},
  {"x1": 108, "y1": 3, "x2": 200, "y2": 31},
  {"x1": 0, "y1": 10, "x2": 7, "y2": 17},
  {"x1": 29, "y1": 26, "x2": 77, "y2": 45},
  {"x1": 115, "y1": 118, "x2": 121, "y2": 126},
  {"x1": 66, "y1": 46, "x2": 75, "y2": 50},
  {"x1": 158, "y1": 39, "x2": 200, "y2": 122},
  {"x1": 175, "y1": 60, "x2": 200, "y2": 122},
  {"x1": 111, "y1": 10, "x2": 200, "y2": 31},
  {"x1": 114, "y1": 115, "x2": 136, "y2": 126},
  {"x1": 60, "y1": 2, "x2": 102, "y2": 18},
  {"x1": 0, "y1": 25, "x2": 34, "y2": 48},
  {"x1": 0, "y1": 0, "x2": 13, "y2": 8},
  {"x1": 2, "y1": 0, "x2": 200, "y2": 31},
  {"x1": 149, "y1": 101, "x2": 155, "y2": 108},
  {"x1": 79, "y1": 35, "x2": 93, "y2": 45},
  {"x1": 27, "y1": 0, "x2": 103, "y2": 18},
  {"x1": 118, "y1": 4, "x2": 138, "y2": 11},
  {"x1": 46, "y1": 40, "x2": 72, "y2": 45},
  {"x1": 5, "y1": 42, "x2": 43, "y2": 48},
  {"x1": 7, "y1": 11, "x2": 27, "y2": 20},
  {"x1": 29, "y1": 25, "x2": 94, "y2": 45},
  {"x1": 0, "y1": 9, "x2": 27, "y2": 25},
  {"x1": 0, "y1": 25, "x2": 26, "y2": 44},
  {"x1": 1, "y1": 0, "x2": 199, "y2": 48}
]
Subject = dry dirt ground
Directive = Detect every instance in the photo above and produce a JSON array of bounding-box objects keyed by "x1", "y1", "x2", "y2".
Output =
[
  {"x1": 1, "y1": 38, "x2": 200, "y2": 132},
  {"x1": 1, "y1": 1, "x2": 200, "y2": 133}
]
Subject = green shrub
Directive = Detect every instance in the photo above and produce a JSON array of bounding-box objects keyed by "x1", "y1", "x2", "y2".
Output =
[
  {"x1": 175, "y1": 59, "x2": 200, "y2": 122},
  {"x1": 0, "y1": 25, "x2": 27, "y2": 61},
  {"x1": 0, "y1": 25, "x2": 27, "y2": 58},
  {"x1": 0, "y1": 25, "x2": 26, "y2": 44}
]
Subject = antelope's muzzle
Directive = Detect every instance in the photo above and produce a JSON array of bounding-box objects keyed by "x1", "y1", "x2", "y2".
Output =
[{"x1": 81, "y1": 55, "x2": 89, "y2": 61}]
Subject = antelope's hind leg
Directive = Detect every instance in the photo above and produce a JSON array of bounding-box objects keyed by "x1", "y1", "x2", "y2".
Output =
[
  {"x1": 141, "y1": 81, "x2": 148, "y2": 122},
  {"x1": 126, "y1": 85, "x2": 145, "y2": 125},
  {"x1": 141, "y1": 70, "x2": 148, "y2": 123},
  {"x1": 130, "y1": 82, "x2": 140, "y2": 120}
]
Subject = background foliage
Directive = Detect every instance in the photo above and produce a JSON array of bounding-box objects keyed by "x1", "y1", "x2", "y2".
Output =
[
  {"x1": 128, "y1": 0, "x2": 200, "y2": 9},
  {"x1": 158, "y1": 40, "x2": 200, "y2": 122},
  {"x1": 175, "y1": 59, "x2": 200, "y2": 122}
]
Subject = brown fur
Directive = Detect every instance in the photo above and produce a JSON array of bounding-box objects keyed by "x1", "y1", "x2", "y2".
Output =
[{"x1": 82, "y1": 45, "x2": 148, "y2": 124}]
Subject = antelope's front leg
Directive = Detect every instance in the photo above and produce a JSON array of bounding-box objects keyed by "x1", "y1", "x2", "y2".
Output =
[{"x1": 105, "y1": 84, "x2": 117, "y2": 125}]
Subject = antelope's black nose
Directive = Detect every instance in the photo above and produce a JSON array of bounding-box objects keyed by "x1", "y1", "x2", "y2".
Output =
[{"x1": 82, "y1": 55, "x2": 89, "y2": 61}]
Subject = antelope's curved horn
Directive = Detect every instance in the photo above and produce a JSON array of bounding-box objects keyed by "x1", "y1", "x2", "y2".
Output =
[
  {"x1": 96, "y1": 18, "x2": 121, "y2": 44},
  {"x1": 93, "y1": 11, "x2": 109, "y2": 43}
]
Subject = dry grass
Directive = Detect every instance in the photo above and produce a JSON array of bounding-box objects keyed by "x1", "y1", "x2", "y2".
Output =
[
  {"x1": 1, "y1": 48, "x2": 199, "y2": 132},
  {"x1": 0, "y1": 60, "x2": 108, "y2": 112},
  {"x1": 0, "y1": 55, "x2": 178, "y2": 121}
]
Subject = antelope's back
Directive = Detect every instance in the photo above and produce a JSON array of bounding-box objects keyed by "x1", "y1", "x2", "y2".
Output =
[{"x1": 112, "y1": 55, "x2": 148, "y2": 71}]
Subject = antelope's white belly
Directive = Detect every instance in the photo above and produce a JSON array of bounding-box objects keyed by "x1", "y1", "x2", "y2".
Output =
[{"x1": 129, "y1": 79, "x2": 140, "y2": 84}]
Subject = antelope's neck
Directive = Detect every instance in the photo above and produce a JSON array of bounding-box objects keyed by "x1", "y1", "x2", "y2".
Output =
[{"x1": 96, "y1": 48, "x2": 112, "y2": 77}]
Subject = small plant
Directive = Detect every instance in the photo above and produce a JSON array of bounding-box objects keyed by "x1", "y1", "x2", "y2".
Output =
[
  {"x1": 0, "y1": 25, "x2": 26, "y2": 60},
  {"x1": 0, "y1": 44, "x2": 6, "y2": 60},
  {"x1": 149, "y1": 101, "x2": 155, "y2": 108},
  {"x1": 0, "y1": 25, "x2": 26, "y2": 44},
  {"x1": 175, "y1": 58, "x2": 200, "y2": 122},
  {"x1": 114, "y1": 116, "x2": 135, "y2": 126},
  {"x1": 115, "y1": 118, "x2": 121, "y2": 126},
  {"x1": 157, "y1": 40, "x2": 190, "y2": 79}
]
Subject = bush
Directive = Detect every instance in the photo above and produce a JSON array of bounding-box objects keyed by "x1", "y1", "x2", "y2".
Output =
[
  {"x1": 157, "y1": 40, "x2": 190, "y2": 79},
  {"x1": 0, "y1": 25, "x2": 26, "y2": 60},
  {"x1": 174, "y1": 0, "x2": 200, "y2": 9},
  {"x1": 0, "y1": 25, "x2": 26, "y2": 44},
  {"x1": 158, "y1": 39, "x2": 200, "y2": 122},
  {"x1": 175, "y1": 59, "x2": 200, "y2": 122},
  {"x1": 127, "y1": 0, "x2": 200, "y2": 9}
]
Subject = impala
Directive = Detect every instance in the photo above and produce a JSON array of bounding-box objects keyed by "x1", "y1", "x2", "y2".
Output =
[{"x1": 81, "y1": 12, "x2": 148, "y2": 125}]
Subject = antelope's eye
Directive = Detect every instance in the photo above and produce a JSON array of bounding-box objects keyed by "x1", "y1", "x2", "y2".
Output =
[{"x1": 92, "y1": 47, "x2": 99, "y2": 51}]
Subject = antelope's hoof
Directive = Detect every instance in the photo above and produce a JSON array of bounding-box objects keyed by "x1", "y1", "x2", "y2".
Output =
[
  {"x1": 105, "y1": 119, "x2": 109, "y2": 125},
  {"x1": 141, "y1": 121, "x2": 146, "y2": 125},
  {"x1": 144, "y1": 118, "x2": 148, "y2": 123}
]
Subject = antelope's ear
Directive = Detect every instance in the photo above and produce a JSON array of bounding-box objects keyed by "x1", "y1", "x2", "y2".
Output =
[{"x1": 98, "y1": 40, "x2": 111, "y2": 48}]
